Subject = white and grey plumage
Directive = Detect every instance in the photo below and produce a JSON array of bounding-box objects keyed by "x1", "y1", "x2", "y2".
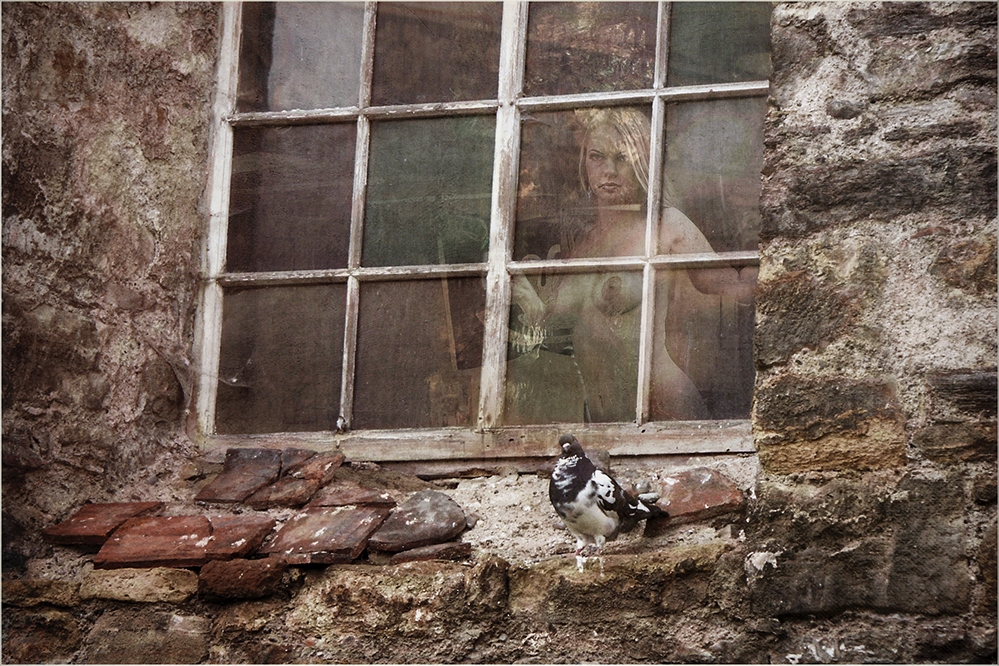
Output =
[{"x1": 548, "y1": 433, "x2": 665, "y2": 555}]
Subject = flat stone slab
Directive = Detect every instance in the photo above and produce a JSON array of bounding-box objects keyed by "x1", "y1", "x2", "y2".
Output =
[
  {"x1": 647, "y1": 467, "x2": 745, "y2": 534},
  {"x1": 94, "y1": 516, "x2": 213, "y2": 569},
  {"x1": 367, "y1": 490, "x2": 467, "y2": 553},
  {"x1": 285, "y1": 450, "x2": 344, "y2": 482},
  {"x1": 244, "y1": 477, "x2": 323, "y2": 509},
  {"x1": 309, "y1": 485, "x2": 397, "y2": 508},
  {"x1": 205, "y1": 514, "x2": 276, "y2": 559},
  {"x1": 41, "y1": 502, "x2": 163, "y2": 545},
  {"x1": 194, "y1": 448, "x2": 282, "y2": 503},
  {"x1": 389, "y1": 541, "x2": 472, "y2": 565},
  {"x1": 259, "y1": 506, "x2": 390, "y2": 564}
]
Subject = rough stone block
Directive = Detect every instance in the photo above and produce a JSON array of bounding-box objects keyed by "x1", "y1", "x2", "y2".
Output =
[
  {"x1": 1, "y1": 608, "x2": 81, "y2": 663},
  {"x1": 912, "y1": 422, "x2": 997, "y2": 464},
  {"x1": 646, "y1": 467, "x2": 745, "y2": 533},
  {"x1": 368, "y1": 490, "x2": 467, "y2": 552},
  {"x1": 927, "y1": 369, "x2": 998, "y2": 417},
  {"x1": 80, "y1": 567, "x2": 199, "y2": 603},
  {"x1": 1, "y1": 578, "x2": 80, "y2": 608},
  {"x1": 754, "y1": 375, "x2": 907, "y2": 473},
  {"x1": 205, "y1": 514, "x2": 276, "y2": 559},
  {"x1": 198, "y1": 557, "x2": 288, "y2": 600},
  {"x1": 508, "y1": 541, "x2": 731, "y2": 621},
  {"x1": 41, "y1": 501, "x2": 163, "y2": 545},
  {"x1": 259, "y1": 505, "x2": 390, "y2": 564},
  {"x1": 194, "y1": 448, "x2": 282, "y2": 503},
  {"x1": 309, "y1": 485, "x2": 397, "y2": 507},
  {"x1": 390, "y1": 541, "x2": 473, "y2": 564},
  {"x1": 94, "y1": 515, "x2": 213, "y2": 569},
  {"x1": 83, "y1": 610, "x2": 210, "y2": 664}
]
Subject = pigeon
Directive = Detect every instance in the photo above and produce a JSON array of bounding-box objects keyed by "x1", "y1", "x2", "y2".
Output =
[{"x1": 549, "y1": 433, "x2": 666, "y2": 556}]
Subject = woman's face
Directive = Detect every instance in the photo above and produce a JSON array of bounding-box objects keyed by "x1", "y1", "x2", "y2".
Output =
[{"x1": 584, "y1": 125, "x2": 643, "y2": 207}]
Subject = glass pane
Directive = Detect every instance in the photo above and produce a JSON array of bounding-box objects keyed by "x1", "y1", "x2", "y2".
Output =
[
  {"x1": 371, "y1": 2, "x2": 502, "y2": 105},
  {"x1": 515, "y1": 106, "x2": 652, "y2": 261},
  {"x1": 363, "y1": 117, "x2": 494, "y2": 267},
  {"x1": 666, "y1": 2, "x2": 773, "y2": 87},
  {"x1": 524, "y1": 2, "x2": 657, "y2": 97},
  {"x1": 507, "y1": 270, "x2": 642, "y2": 424},
  {"x1": 237, "y1": 2, "x2": 364, "y2": 112},
  {"x1": 227, "y1": 124, "x2": 355, "y2": 272},
  {"x1": 650, "y1": 266, "x2": 756, "y2": 421},
  {"x1": 661, "y1": 97, "x2": 766, "y2": 254},
  {"x1": 216, "y1": 284, "x2": 346, "y2": 434},
  {"x1": 353, "y1": 279, "x2": 486, "y2": 429}
]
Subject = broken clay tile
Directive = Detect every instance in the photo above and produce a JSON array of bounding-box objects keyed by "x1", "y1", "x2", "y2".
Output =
[
  {"x1": 367, "y1": 490, "x2": 467, "y2": 553},
  {"x1": 194, "y1": 448, "x2": 282, "y2": 503},
  {"x1": 258, "y1": 506, "x2": 390, "y2": 565},
  {"x1": 244, "y1": 476, "x2": 323, "y2": 510},
  {"x1": 93, "y1": 515, "x2": 213, "y2": 569},
  {"x1": 41, "y1": 502, "x2": 164, "y2": 546},
  {"x1": 199, "y1": 558, "x2": 288, "y2": 600},
  {"x1": 389, "y1": 541, "x2": 472, "y2": 565},
  {"x1": 308, "y1": 486, "x2": 397, "y2": 508},
  {"x1": 286, "y1": 450, "x2": 345, "y2": 483},
  {"x1": 646, "y1": 467, "x2": 745, "y2": 536},
  {"x1": 206, "y1": 515, "x2": 276, "y2": 559}
]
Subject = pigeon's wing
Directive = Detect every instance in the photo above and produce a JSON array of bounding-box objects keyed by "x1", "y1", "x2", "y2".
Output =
[{"x1": 591, "y1": 470, "x2": 625, "y2": 514}]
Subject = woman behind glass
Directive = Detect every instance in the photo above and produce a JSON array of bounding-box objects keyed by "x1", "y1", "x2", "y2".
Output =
[{"x1": 512, "y1": 107, "x2": 754, "y2": 422}]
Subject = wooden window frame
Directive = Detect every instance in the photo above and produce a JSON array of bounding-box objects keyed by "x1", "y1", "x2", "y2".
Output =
[{"x1": 193, "y1": 1, "x2": 766, "y2": 464}]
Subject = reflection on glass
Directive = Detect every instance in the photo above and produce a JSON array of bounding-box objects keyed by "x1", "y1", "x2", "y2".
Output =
[
  {"x1": 227, "y1": 124, "x2": 355, "y2": 272},
  {"x1": 364, "y1": 116, "x2": 494, "y2": 267},
  {"x1": 515, "y1": 106, "x2": 653, "y2": 261},
  {"x1": 216, "y1": 285, "x2": 346, "y2": 434},
  {"x1": 507, "y1": 270, "x2": 642, "y2": 424},
  {"x1": 353, "y1": 278, "x2": 486, "y2": 429},
  {"x1": 667, "y1": 2, "x2": 772, "y2": 87},
  {"x1": 524, "y1": 2, "x2": 657, "y2": 97},
  {"x1": 371, "y1": 2, "x2": 502, "y2": 105},
  {"x1": 651, "y1": 267, "x2": 755, "y2": 420},
  {"x1": 662, "y1": 97, "x2": 766, "y2": 253},
  {"x1": 237, "y1": 2, "x2": 364, "y2": 112}
]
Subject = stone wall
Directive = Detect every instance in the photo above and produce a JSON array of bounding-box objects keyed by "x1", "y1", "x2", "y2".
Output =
[{"x1": 2, "y1": 2, "x2": 996, "y2": 664}]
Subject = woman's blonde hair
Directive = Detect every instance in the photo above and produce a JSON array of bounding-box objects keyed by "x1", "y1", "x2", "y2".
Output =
[{"x1": 575, "y1": 107, "x2": 651, "y2": 199}]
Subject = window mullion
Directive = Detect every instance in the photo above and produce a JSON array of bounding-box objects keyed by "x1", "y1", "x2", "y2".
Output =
[
  {"x1": 340, "y1": 3, "x2": 378, "y2": 430},
  {"x1": 637, "y1": 5, "x2": 672, "y2": 424},
  {"x1": 197, "y1": 1, "x2": 241, "y2": 436},
  {"x1": 477, "y1": 0, "x2": 528, "y2": 431}
]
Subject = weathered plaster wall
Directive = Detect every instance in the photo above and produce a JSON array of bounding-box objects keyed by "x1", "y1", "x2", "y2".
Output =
[
  {"x1": 1, "y1": 2, "x2": 996, "y2": 664},
  {"x1": 3, "y1": 2, "x2": 217, "y2": 550}
]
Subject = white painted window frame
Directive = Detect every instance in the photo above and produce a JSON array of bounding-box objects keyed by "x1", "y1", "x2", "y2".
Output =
[{"x1": 194, "y1": 1, "x2": 766, "y2": 463}]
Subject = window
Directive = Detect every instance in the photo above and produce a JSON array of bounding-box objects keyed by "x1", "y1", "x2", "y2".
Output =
[{"x1": 196, "y1": 2, "x2": 771, "y2": 462}]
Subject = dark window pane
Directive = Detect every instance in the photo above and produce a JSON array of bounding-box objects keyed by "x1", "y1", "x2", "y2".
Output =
[
  {"x1": 227, "y1": 124, "x2": 355, "y2": 272},
  {"x1": 661, "y1": 97, "x2": 766, "y2": 253},
  {"x1": 666, "y1": 2, "x2": 773, "y2": 87},
  {"x1": 216, "y1": 285, "x2": 346, "y2": 434},
  {"x1": 524, "y1": 2, "x2": 657, "y2": 97},
  {"x1": 507, "y1": 271, "x2": 642, "y2": 424},
  {"x1": 371, "y1": 2, "x2": 502, "y2": 105},
  {"x1": 237, "y1": 2, "x2": 364, "y2": 112},
  {"x1": 650, "y1": 266, "x2": 755, "y2": 421},
  {"x1": 353, "y1": 279, "x2": 485, "y2": 429},
  {"x1": 515, "y1": 106, "x2": 652, "y2": 261},
  {"x1": 364, "y1": 117, "x2": 494, "y2": 267}
]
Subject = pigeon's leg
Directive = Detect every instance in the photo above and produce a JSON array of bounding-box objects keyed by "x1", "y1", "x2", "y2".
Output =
[
  {"x1": 574, "y1": 536, "x2": 587, "y2": 556},
  {"x1": 593, "y1": 534, "x2": 606, "y2": 556}
]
